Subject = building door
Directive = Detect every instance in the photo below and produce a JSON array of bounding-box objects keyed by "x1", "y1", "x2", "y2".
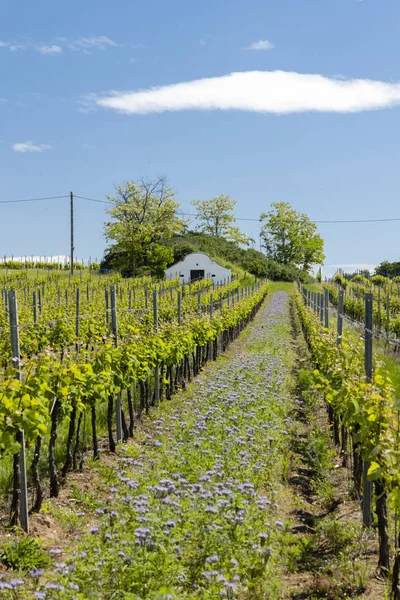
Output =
[{"x1": 190, "y1": 269, "x2": 205, "y2": 282}]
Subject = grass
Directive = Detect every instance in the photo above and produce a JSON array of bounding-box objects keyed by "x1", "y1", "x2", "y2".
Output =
[
  {"x1": 268, "y1": 281, "x2": 296, "y2": 294},
  {"x1": 304, "y1": 281, "x2": 323, "y2": 292}
]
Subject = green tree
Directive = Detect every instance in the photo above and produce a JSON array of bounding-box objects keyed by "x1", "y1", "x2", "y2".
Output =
[
  {"x1": 191, "y1": 195, "x2": 249, "y2": 245},
  {"x1": 375, "y1": 260, "x2": 400, "y2": 279},
  {"x1": 104, "y1": 177, "x2": 185, "y2": 276},
  {"x1": 260, "y1": 202, "x2": 325, "y2": 271}
]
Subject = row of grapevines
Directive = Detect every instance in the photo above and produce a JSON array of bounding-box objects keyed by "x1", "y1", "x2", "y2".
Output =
[
  {"x1": 325, "y1": 282, "x2": 400, "y2": 337},
  {"x1": 294, "y1": 289, "x2": 400, "y2": 580}
]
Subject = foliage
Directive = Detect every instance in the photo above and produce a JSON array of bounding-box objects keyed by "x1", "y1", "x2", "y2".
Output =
[
  {"x1": 166, "y1": 233, "x2": 313, "y2": 283},
  {"x1": 104, "y1": 177, "x2": 185, "y2": 277},
  {"x1": 191, "y1": 195, "x2": 249, "y2": 245},
  {"x1": 333, "y1": 273, "x2": 347, "y2": 288},
  {"x1": 325, "y1": 279, "x2": 400, "y2": 335},
  {"x1": 294, "y1": 289, "x2": 400, "y2": 530},
  {"x1": 260, "y1": 202, "x2": 325, "y2": 271},
  {"x1": 371, "y1": 274, "x2": 387, "y2": 287},
  {"x1": 0, "y1": 537, "x2": 50, "y2": 571},
  {"x1": 352, "y1": 274, "x2": 369, "y2": 284},
  {"x1": 375, "y1": 260, "x2": 400, "y2": 279}
]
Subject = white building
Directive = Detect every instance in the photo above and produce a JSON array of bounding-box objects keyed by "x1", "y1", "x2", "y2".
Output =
[{"x1": 165, "y1": 253, "x2": 232, "y2": 285}]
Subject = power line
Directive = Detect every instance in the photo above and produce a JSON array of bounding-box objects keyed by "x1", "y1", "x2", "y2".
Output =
[
  {"x1": 2, "y1": 193, "x2": 400, "y2": 224},
  {"x1": 77, "y1": 201, "x2": 400, "y2": 224},
  {"x1": 0, "y1": 195, "x2": 68, "y2": 205},
  {"x1": 74, "y1": 195, "x2": 110, "y2": 204},
  {"x1": 314, "y1": 217, "x2": 400, "y2": 224}
]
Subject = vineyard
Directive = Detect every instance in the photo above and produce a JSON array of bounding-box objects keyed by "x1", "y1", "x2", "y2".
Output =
[
  {"x1": 325, "y1": 276, "x2": 400, "y2": 342},
  {"x1": 0, "y1": 273, "x2": 399, "y2": 598},
  {"x1": 0, "y1": 270, "x2": 265, "y2": 522}
]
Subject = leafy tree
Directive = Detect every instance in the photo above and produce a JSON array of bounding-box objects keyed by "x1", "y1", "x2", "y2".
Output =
[
  {"x1": 104, "y1": 177, "x2": 185, "y2": 276},
  {"x1": 260, "y1": 202, "x2": 325, "y2": 271},
  {"x1": 375, "y1": 260, "x2": 400, "y2": 279},
  {"x1": 191, "y1": 195, "x2": 249, "y2": 245}
]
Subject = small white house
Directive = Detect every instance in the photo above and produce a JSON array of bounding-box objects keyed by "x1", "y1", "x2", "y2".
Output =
[{"x1": 165, "y1": 253, "x2": 232, "y2": 285}]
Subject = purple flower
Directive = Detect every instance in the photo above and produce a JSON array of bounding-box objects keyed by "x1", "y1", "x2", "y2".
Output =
[
  {"x1": 205, "y1": 554, "x2": 219, "y2": 564},
  {"x1": 34, "y1": 593, "x2": 46, "y2": 599},
  {"x1": 205, "y1": 506, "x2": 218, "y2": 514},
  {"x1": 275, "y1": 520, "x2": 284, "y2": 527},
  {"x1": 45, "y1": 583, "x2": 65, "y2": 590},
  {"x1": 166, "y1": 520, "x2": 176, "y2": 528},
  {"x1": 30, "y1": 569, "x2": 45, "y2": 578},
  {"x1": 90, "y1": 527, "x2": 99, "y2": 534},
  {"x1": 201, "y1": 570, "x2": 219, "y2": 579},
  {"x1": 0, "y1": 582, "x2": 13, "y2": 589},
  {"x1": 10, "y1": 578, "x2": 24, "y2": 586}
]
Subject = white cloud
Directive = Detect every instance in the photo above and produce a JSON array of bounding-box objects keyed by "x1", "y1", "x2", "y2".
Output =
[
  {"x1": 245, "y1": 40, "x2": 274, "y2": 51},
  {"x1": 0, "y1": 41, "x2": 9, "y2": 48},
  {"x1": 37, "y1": 44, "x2": 62, "y2": 55},
  {"x1": 68, "y1": 36, "x2": 117, "y2": 52},
  {"x1": 93, "y1": 70, "x2": 400, "y2": 115},
  {"x1": 12, "y1": 141, "x2": 52, "y2": 153}
]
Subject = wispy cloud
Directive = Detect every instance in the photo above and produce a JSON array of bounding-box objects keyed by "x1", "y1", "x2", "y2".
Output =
[
  {"x1": 9, "y1": 43, "x2": 28, "y2": 52},
  {"x1": 77, "y1": 94, "x2": 98, "y2": 113},
  {"x1": 0, "y1": 36, "x2": 118, "y2": 55},
  {"x1": 245, "y1": 40, "x2": 274, "y2": 51},
  {"x1": 67, "y1": 36, "x2": 117, "y2": 53},
  {"x1": 0, "y1": 98, "x2": 8, "y2": 105},
  {"x1": 12, "y1": 141, "x2": 52, "y2": 153},
  {"x1": 38, "y1": 44, "x2": 62, "y2": 55},
  {"x1": 93, "y1": 70, "x2": 400, "y2": 115}
]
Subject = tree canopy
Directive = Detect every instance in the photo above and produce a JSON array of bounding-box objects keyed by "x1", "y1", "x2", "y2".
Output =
[
  {"x1": 104, "y1": 177, "x2": 185, "y2": 277},
  {"x1": 375, "y1": 260, "x2": 400, "y2": 279},
  {"x1": 191, "y1": 195, "x2": 248, "y2": 245},
  {"x1": 260, "y1": 202, "x2": 325, "y2": 271}
]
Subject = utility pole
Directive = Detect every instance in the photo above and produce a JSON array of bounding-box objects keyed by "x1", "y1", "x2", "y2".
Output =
[{"x1": 70, "y1": 191, "x2": 74, "y2": 275}]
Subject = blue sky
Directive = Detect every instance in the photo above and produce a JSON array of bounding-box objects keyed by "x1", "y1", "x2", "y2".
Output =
[{"x1": 1, "y1": 0, "x2": 400, "y2": 275}]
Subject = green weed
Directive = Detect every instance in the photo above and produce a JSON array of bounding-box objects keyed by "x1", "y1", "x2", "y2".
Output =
[{"x1": 0, "y1": 536, "x2": 50, "y2": 571}]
